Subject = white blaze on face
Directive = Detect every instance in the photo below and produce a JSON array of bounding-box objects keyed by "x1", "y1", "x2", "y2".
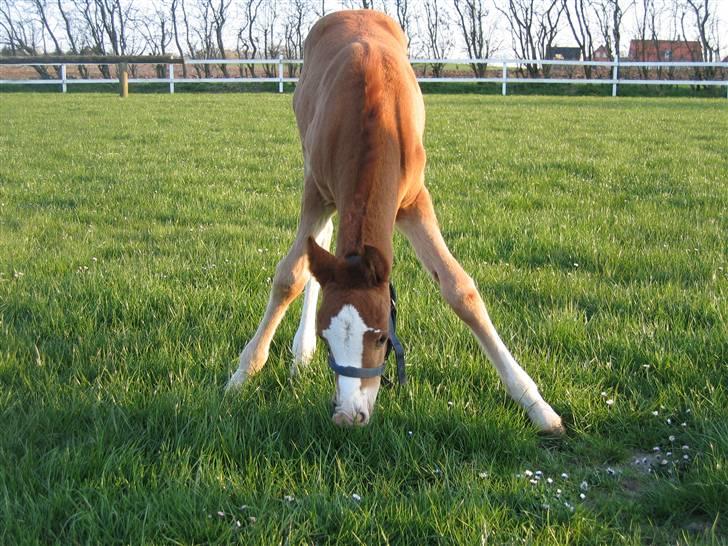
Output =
[{"x1": 322, "y1": 304, "x2": 381, "y2": 424}]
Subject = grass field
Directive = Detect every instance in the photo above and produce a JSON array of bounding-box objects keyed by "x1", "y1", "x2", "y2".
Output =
[{"x1": 0, "y1": 93, "x2": 726, "y2": 544}]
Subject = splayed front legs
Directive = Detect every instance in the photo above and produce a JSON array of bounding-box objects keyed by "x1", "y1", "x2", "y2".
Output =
[{"x1": 397, "y1": 189, "x2": 564, "y2": 435}]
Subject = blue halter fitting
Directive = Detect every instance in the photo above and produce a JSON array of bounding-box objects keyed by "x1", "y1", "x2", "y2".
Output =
[{"x1": 327, "y1": 283, "x2": 407, "y2": 385}]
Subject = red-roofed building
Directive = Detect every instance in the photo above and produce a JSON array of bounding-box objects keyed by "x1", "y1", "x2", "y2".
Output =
[
  {"x1": 594, "y1": 45, "x2": 611, "y2": 61},
  {"x1": 628, "y1": 40, "x2": 702, "y2": 61}
]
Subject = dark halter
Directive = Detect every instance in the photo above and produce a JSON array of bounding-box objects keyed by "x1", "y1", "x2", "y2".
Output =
[{"x1": 327, "y1": 283, "x2": 407, "y2": 385}]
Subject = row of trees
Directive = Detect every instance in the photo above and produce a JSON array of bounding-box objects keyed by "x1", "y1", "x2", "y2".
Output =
[{"x1": 0, "y1": 0, "x2": 723, "y2": 80}]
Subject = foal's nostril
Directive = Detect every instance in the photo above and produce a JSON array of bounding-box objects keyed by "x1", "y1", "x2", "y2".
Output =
[{"x1": 356, "y1": 411, "x2": 368, "y2": 424}]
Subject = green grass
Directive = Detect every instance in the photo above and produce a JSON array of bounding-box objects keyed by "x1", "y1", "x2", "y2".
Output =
[{"x1": 0, "y1": 93, "x2": 726, "y2": 544}]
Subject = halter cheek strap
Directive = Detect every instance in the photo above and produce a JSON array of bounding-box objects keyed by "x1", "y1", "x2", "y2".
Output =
[{"x1": 327, "y1": 282, "x2": 407, "y2": 386}]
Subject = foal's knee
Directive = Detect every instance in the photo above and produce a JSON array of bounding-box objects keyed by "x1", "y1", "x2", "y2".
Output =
[
  {"x1": 272, "y1": 260, "x2": 308, "y2": 301},
  {"x1": 439, "y1": 272, "x2": 481, "y2": 321}
]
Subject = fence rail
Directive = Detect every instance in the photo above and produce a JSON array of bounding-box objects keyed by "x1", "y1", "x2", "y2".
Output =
[{"x1": 1, "y1": 56, "x2": 727, "y2": 97}]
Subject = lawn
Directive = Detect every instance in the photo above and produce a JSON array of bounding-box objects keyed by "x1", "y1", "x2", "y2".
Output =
[{"x1": 0, "y1": 93, "x2": 726, "y2": 544}]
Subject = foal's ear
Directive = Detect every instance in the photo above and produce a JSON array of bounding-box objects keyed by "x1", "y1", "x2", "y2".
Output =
[
  {"x1": 307, "y1": 237, "x2": 338, "y2": 286},
  {"x1": 362, "y1": 245, "x2": 391, "y2": 286}
]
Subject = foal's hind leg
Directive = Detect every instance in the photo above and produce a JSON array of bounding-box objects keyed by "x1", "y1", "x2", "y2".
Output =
[
  {"x1": 291, "y1": 217, "x2": 334, "y2": 375},
  {"x1": 226, "y1": 193, "x2": 331, "y2": 391},
  {"x1": 397, "y1": 189, "x2": 564, "y2": 434}
]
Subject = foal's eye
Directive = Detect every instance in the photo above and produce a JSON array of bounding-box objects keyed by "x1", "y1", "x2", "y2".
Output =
[{"x1": 376, "y1": 334, "x2": 388, "y2": 346}]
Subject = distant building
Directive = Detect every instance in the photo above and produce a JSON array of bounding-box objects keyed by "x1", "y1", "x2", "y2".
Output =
[
  {"x1": 545, "y1": 47, "x2": 581, "y2": 61},
  {"x1": 627, "y1": 40, "x2": 702, "y2": 62},
  {"x1": 593, "y1": 45, "x2": 611, "y2": 61}
]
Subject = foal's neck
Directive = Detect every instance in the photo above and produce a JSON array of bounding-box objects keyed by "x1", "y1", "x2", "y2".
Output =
[{"x1": 336, "y1": 186, "x2": 397, "y2": 265}]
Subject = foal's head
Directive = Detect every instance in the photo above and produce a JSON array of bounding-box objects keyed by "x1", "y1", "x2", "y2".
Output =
[{"x1": 307, "y1": 237, "x2": 391, "y2": 426}]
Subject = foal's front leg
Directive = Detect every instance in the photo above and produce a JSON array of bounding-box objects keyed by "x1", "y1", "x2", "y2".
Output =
[
  {"x1": 226, "y1": 196, "x2": 331, "y2": 391},
  {"x1": 397, "y1": 189, "x2": 564, "y2": 434},
  {"x1": 291, "y1": 217, "x2": 334, "y2": 375}
]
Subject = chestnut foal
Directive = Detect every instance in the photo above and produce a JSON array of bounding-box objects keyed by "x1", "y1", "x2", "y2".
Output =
[{"x1": 226, "y1": 10, "x2": 564, "y2": 434}]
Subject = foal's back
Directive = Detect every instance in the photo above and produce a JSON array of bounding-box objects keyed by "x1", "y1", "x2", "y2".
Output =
[{"x1": 293, "y1": 10, "x2": 426, "y2": 223}]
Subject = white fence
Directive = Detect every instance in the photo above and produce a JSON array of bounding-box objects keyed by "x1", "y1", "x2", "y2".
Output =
[{"x1": 2, "y1": 57, "x2": 727, "y2": 97}]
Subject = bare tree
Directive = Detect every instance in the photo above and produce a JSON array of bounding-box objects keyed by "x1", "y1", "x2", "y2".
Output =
[
  {"x1": 592, "y1": 0, "x2": 631, "y2": 60},
  {"x1": 394, "y1": 0, "x2": 413, "y2": 48},
  {"x1": 633, "y1": 0, "x2": 662, "y2": 78},
  {"x1": 283, "y1": 0, "x2": 311, "y2": 76},
  {"x1": 682, "y1": 0, "x2": 718, "y2": 61},
  {"x1": 170, "y1": 0, "x2": 189, "y2": 76},
  {"x1": 208, "y1": 0, "x2": 232, "y2": 76},
  {"x1": 422, "y1": 0, "x2": 453, "y2": 77},
  {"x1": 139, "y1": 5, "x2": 173, "y2": 77},
  {"x1": 236, "y1": 0, "x2": 263, "y2": 76},
  {"x1": 0, "y1": 0, "x2": 64, "y2": 78},
  {"x1": 497, "y1": 0, "x2": 563, "y2": 77},
  {"x1": 453, "y1": 0, "x2": 496, "y2": 77},
  {"x1": 562, "y1": 0, "x2": 594, "y2": 76},
  {"x1": 678, "y1": 0, "x2": 719, "y2": 83},
  {"x1": 313, "y1": 0, "x2": 329, "y2": 17},
  {"x1": 259, "y1": 0, "x2": 280, "y2": 77}
]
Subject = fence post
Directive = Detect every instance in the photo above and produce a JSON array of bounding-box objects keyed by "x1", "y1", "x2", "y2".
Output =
[
  {"x1": 278, "y1": 55, "x2": 284, "y2": 93},
  {"x1": 612, "y1": 58, "x2": 619, "y2": 97},
  {"x1": 169, "y1": 63, "x2": 174, "y2": 94},
  {"x1": 502, "y1": 62, "x2": 507, "y2": 96},
  {"x1": 61, "y1": 64, "x2": 67, "y2": 93},
  {"x1": 119, "y1": 62, "x2": 129, "y2": 98}
]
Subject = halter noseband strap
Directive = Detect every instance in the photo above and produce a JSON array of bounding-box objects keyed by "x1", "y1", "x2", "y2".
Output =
[{"x1": 327, "y1": 283, "x2": 407, "y2": 386}]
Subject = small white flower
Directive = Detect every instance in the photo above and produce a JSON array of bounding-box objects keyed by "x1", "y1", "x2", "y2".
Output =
[
  {"x1": 524, "y1": 470, "x2": 533, "y2": 477},
  {"x1": 284, "y1": 495, "x2": 295, "y2": 502},
  {"x1": 681, "y1": 422, "x2": 687, "y2": 427},
  {"x1": 546, "y1": 478, "x2": 554, "y2": 484},
  {"x1": 556, "y1": 488, "x2": 562, "y2": 495},
  {"x1": 217, "y1": 511, "x2": 225, "y2": 517},
  {"x1": 652, "y1": 411, "x2": 659, "y2": 416},
  {"x1": 352, "y1": 493, "x2": 362, "y2": 502},
  {"x1": 666, "y1": 452, "x2": 672, "y2": 457},
  {"x1": 669, "y1": 435, "x2": 675, "y2": 442},
  {"x1": 667, "y1": 418, "x2": 672, "y2": 425},
  {"x1": 478, "y1": 472, "x2": 489, "y2": 479},
  {"x1": 683, "y1": 454, "x2": 689, "y2": 460},
  {"x1": 600, "y1": 391, "x2": 607, "y2": 397},
  {"x1": 529, "y1": 479, "x2": 538, "y2": 485},
  {"x1": 653, "y1": 447, "x2": 661, "y2": 452},
  {"x1": 561, "y1": 473, "x2": 569, "y2": 479},
  {"x1": 580, "y1": 481, "x2": 589, "y2": 491},
  {"x1": 248, "y1": 516, "x2": 257, "y2": 524},
  {"x1": 535, "y1": 470, "x2": 543, "y2": 477},
  {"x1": 579, "y1": 493, "x2": 586, "y2": 500},
  {"x1": 606, "y1": 399, "x2": 614, "y2": 406},
  {"x1": 606, "y1": 467, "x2": 615, "y2": 475},
  {"x1": 682, "y1": 445, "x2": 690, "y2": 450}
]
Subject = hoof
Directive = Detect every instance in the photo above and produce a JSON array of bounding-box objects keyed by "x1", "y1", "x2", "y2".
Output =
[
  {"x1": 224, "y1": 367, "x2": 248, "y2": 393},
  {"x1": 528, "y1": 403, "x2": 566, "y2": 436}
]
